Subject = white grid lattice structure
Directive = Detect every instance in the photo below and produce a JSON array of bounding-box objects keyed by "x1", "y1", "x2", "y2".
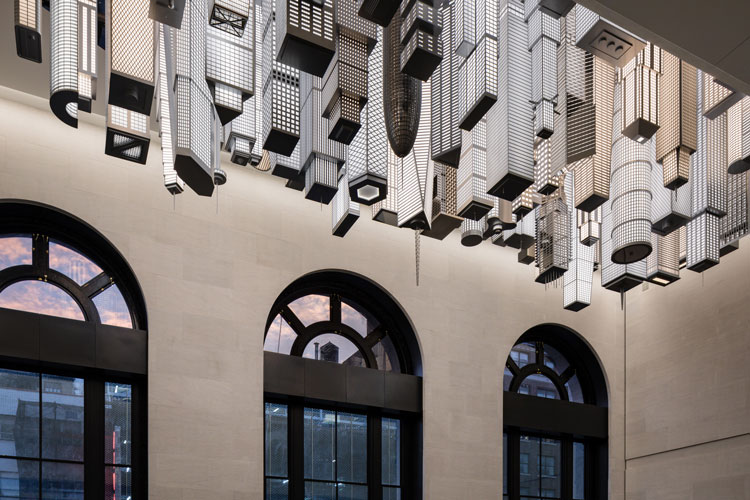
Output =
[
  {"x1": 223, "y1": 100, "x2": 256, "y2": 166},
  {"x1": 577, "y1": 205, "x2": 600, "y2": 246},
  {"x1": 348, "y1": 27, "x2": 388, "y2": 205},
  {"x1": 646, "y1": 231, "x2": 680, "y2": 285},
  {"x1": 460, "y1": 217, "x2": 484, "y2": 246},
  {"x1": 399, "y1": 0, "x2": 442, "y2": 80},
  {"x1": 655, "y1": 50, "x2": 697, "y2": 189},
  {"x1": 601, "y1": 195, "x2": 647, "y2": 291},
  {"x1": 651, "y1": 154, "x2": 691, "y2": 236},
  {"x1": 573, "y1": 57, "x2": 613, "y2": 212},
  {"x1": 14, "y1": 0, "x2": 40, "y2": 37},
  {"x1": 77, "y1": 0, "x2": 97, "y2": 113},
  {"x1": 486, "y1": 0, "x2": 533, "y2": 201},
  {"x1": 397, "y1": 80, "x2": 433, "y2": 230},
  {"x1": 727, "y1": 97, "x2": 750, "y2": 174},
  {"x1": 621, "y1": 43, "x2": 661, "y2": 143},
  {"x1": 262, "y1": 0, "x2": 300, "y2": 156},
  {"x1": 206, "y1": 5, "x2": 254, "y2": 124},
  {"x1": 173, "y1": 0, "x2": 216, "y2": 196},
  {"x1": 702, "y1": 74, "x2": 742, "y2": 120},
  {"x1": 512, "y1": 184, "x2": 537, "y2": 217},
  {"x1": 275, "y1": 0, "x2": 334, "y2": 76},
  {"x1": 535, "y1": 194, "x2": 570, "y2": 283},
  {"x1": 455, "y1": 0, "x2": 497, "y2": 131},
  {"x1": 157, "y1": 25, "x2": 184, "y2": 194},
  {"x1": 250, "y1": 1, "x2": 264, "y2": 165},
  {"x1": 457, "y1": 116, "x2": 492, "y2": 220},
  {"x1": 50, "y1": 0, "x2": 79, "y2": 127},
  {"x1": 563, "y1": 171, "x2": 594, "y2": 310},
  {"x1": 687, "y1": 211, "x2": 720, "y2": 272},
  {"x1": 107, "y1": 0, "x2": 154, "y2": 115},
  {"x1": 720, "y1": 162, "x2": 748, "y2": 249},
  {"x1": 304, "y1": 156, "x2": 340, "y2": 203},
  {"x1": 269, "y1": 142, "x2": 302, "y2": 182},
  {"x1": 105, "y1": 104, "x2": 150, "y2": 163},
  {"x1": 210, "y1": 0, "x2": 251, "y2": 36},
  {"x1": 422, "y1": 162, "x2": 463, "y2": 240},
  {"x1": 372, "y1": 147, "x2": 400, "y2": 226},
  {"x1": 526, "y1": 0, "x2": 559, "y2": 138},
  {"x1": 332, "y1": 169, "x2": 361, "y2": 237},
  {"x1": 610, "y1": 75, "x2": 653, "y2": 264},
  {"x1": 534, "y1": 136, "x2": 559, "y2": 195},
  {"x1": 430, "y1": 0, "x2": 461, "y2": 167}
]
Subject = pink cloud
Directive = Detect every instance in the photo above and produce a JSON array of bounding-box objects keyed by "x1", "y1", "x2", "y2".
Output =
[
  {"x1": 0, "y1": 280, "x2": 84, "y2": 320},
  {"x1": 288, "y1": 294, "x2": 329, "y2": 326},
  {"x1": 49, "y1": 241, "x2": 102, "y2": 285},
  {"x1": 0, "y1": 236, "x2": 32, "y2": 269}
]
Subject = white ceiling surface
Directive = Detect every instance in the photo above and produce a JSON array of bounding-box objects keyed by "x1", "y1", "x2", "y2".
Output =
[
  {"x1": 577, "y1": 0, "x2": 750, "y2": 96},
  {"x1": 1, "y1": 0, "x2": 749, "y2": 113}
]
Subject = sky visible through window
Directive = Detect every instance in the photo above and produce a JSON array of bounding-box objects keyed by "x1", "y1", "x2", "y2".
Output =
[{"x1": 0, "y1": 236, "x2": 132, "y2": 328}]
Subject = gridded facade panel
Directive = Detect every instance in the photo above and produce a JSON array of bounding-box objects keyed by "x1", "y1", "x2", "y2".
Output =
[
  {"x1": 223, "y1": 100, "x2": 257, "y2": 166},
  {"x1": 486, "y1": 0, "x2": 534, "y2": 201},
  {"x1": 333, "y1": 169, "x2": 361, "y2": 237},
  {"x1": 430, "y1": 0, "x2": 461, "y2": 167},
  {"x1": 686, "y1": 211, "x2": 720, "y2": 272},
  {"x1": 527, "y1": 1, "x2": 560, "y2": 138},
  {"x1": 600, "y1": 196, "x2": 647, "y2": 292},
  {"x1": 457, "y1": 117, "x2": 493, "y2": 220},
  {"x1": 107, "y1": 0, "x2": 155, "y2": 115},
  {"x1": 727, "y1": 97, "x2": 750, "y2": 174},
  {"x1": 610, "y1": 77, "x2": 653, "y2": 264},
  {"x1": 457, "y1": 32, "x2": 498, "y2": 131},
  {"x1": 563, "y1": 171, "x2": 594, "y2": 310},
  {"x1": 720, "y1": 162, "x2": 748, "y2": 247},
  {"x1": 655, "y1": 50, "x2": 697, "y2": 189},
  {"x1": 173, "y1": 0, "x2": 216, "y2": 196},
  {"x1": 399, "y1": 0, "x2": 442, "y2": 80},
  {"x1": 304, "y1": 156, "x2": 340, "y2": 204},
  {"x1": 14, "y1": 0, "x2": 42, "y2": 62},
  {"x1": 397, "y1": 80, "x2": 433, "y2": 230},
  {"x1": 535, "y1": 196, "x2": 570, "y2": 283},
  {"x1": 300, "y1": 73, "x2": 347, "y2": 168},
  {"x1": 372, "y1": 147, "x2": 401, "y2": 226},
  {"x1": 105, "y1": 104, "x2": 150, "y2": 164},
  {"x1": 621, "y1": 43, "x2": 661, "y2": 143},
  {"x1": 210, "y1": 0, "x2": 251, "y2": 36},
  {"x1": 157, "y1": 25, "x2": 184, "y2": 193},
  {"x1": 646, "y1": 231, "x2": 680, "y2": 285},
  {"x1": 534, "y1": 137, "x2": 558, "y2": 195},
  {"x1": 270, "y1": 142, "x2": 302, "y2": 181},
  {"x1": 651, "y1": 157, "x2": 691, "y2": 236},
  {"x1": 77, "y1": 0, "x2": 98, "y2": 113},
  {"x1": 423, "y1": 162, "x2": 463, "y2": 240},
  {"x1": 262, "y1": 0, "x2": 300, "y2": 156},
  {"x1": 275, "y1": 0, "x2": 335, "y2": 77},
  {"x1": 702, "y1": 74, "x2": 742, "y2": 120},
  {"x1": 50, "y1": 0, "x2": 79, "y2": 127}
]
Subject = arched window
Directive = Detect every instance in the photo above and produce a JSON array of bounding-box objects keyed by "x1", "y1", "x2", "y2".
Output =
[
  {"x1": 0, "y1": 200, "x2": 147, "y2": 500},
  {"x1": 503, "y1": 325, "x2": 608, "y2": 500},
  {"x1": 263, "y1": 271, "x2": 422, "y2": 500}
]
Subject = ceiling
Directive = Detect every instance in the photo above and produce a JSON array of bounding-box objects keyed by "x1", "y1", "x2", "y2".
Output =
[{"x1": 1, "y1": 0, "x2": 749, "y2": 113}]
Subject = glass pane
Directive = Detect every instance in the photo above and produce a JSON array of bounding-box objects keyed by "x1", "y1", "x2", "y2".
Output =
[
  {"x1": 48, "y1": 240, "x2": 102, "y2": 286},
  {"x1": 382, "y1": 418, "x2": 400, "y2": 486},
  {"x1": 0, "y1": 281, "x2": 84, "y2": 321},
  {"x1": 304, "y1": 408, "x2": 335, "y2": 481},
  {"x1": 0, "y1": 236, "x2": 32, "y2": 271},
  {"x1": 289, "y1": 295, "x2": 329, "y2": 327},
  {"x1": 573, "y1": 442, "x2": 585, "y2": 500},
  {"x1": 542, "y1": 344, "x2": 569, "y2": 376},
  {"x1": 336, "y1": 412, "x2": 367, "y2": 483},
  {"x1": 104, "y1": 465, "x2": 132, "y2": 500},
  {"x1": 372, "y1": 337, "x2": 400, "y2": 373},
  {"x1": 510, "y1": 342, "x2": 535, "y2": 368},
  {"x1": 105, "y1": 382, "x2": 132, "y2": 466},
  {"x1": 264, "y1": 315, "x2": 297, "y2": 354},
  {"x1": 41, "y1": 375, "x2": 84, "y2": 462},
  {"x1": 338, "y1": 483, "x2": 367, "y2": 500},
  {"x1": 503, "y1": 367, "x2": 513, "y2": 391},
  {"x1": 302, "y1": 335, "x2": 364, "y2": 368},
  {"x1": 540, "y1": 438, "x2": 561, "y2": 499},
  {"x1": 565, "y1": 374, "x2": 585, "y2": 404},
  {"x1": 41, "y1": 462, "x2": 83, "y2": 500},
  {"x1": 521, "y1": 374, "x2": 559, "y2": 400},
  {"x1": 265, "y1": 403, "x2": 288, "y2": 478},
  {"x1": 93, "y1": 285, "x2": 132, "y2": 329},
  {"x1": 503, "y1": 433, "x2": 507, "y2": 495},
  {"x1": 0, "y1": 457, "x2": 39, "y2": 499},
  {"x1": 383, "y1": 486, "x2": 401, "y2": 500},
  {"x1": 305, "y1": 481, "x2": 335, "y2": 500},
  {"x1": 519, "y1": 436, "x2": 539, "y2": 497},
  {"x1": 341, "y1": 300, "x2": 377, "y2": 337},
  {"x1": 0, "y1": 369, "x2": 40, "y2": 459},
  {"x1": 266, "y1": 478, "x2": 289, "y2": 500}
]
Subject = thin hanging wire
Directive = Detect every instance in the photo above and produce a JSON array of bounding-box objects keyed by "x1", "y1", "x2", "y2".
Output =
[
  {"x1": 216, "y1": 186, "x2": 219, "y2": 214},
  {"x1": 415, "y1": 229, "x2": 422, "y2": 286}
]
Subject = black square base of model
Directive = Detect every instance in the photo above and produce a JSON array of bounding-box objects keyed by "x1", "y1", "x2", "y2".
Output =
[
  {"x1": 400, "y1": 49, "x2": 442, "y2": 82},
  {"x1": 622, "y1": 118, "x2": 659, "y2": 144},
  {"x1": 333, "y1": 212, "x2": 358, "y2": 237},
  {"x1": 432, "y1": 147, "x2": 460, "y2": 168},
  {"x1": 15, "y1": 26, "x2": 42, "y2": 63},
  {"x1": 458, "y1": 202, "x2": 492, "y2": 221},
  {"x1": 263, "y1": 130, "x2": 300, "y2": 157},
  {"x1": 564, "y1": 300, "x2": 589, "y2": 312},
  {"x1": 105, "y1": 129, "x2": 150, "y2": 165},
  {"x1": 277, "y1": 36, "x2": 336, "y2": 78},
  {"x1": 215, "y1": 105, "x2": 242, "y2": 126},
  {"x1": 603, "y1": 274, "x2": 642, "y2": 293},
  {"x1": 357, "y1": 0, "x2": 401, "y2": 27},
  {"x1": 328, "y1": 118, "x2": 361, "y2": 146},
  {"x1": 459, "y1": 94, "x2": 497, "y2": 131},
  {"x1": 108, "y1": 73, "x2": 154, "y2": 116},
  {"x1": 575, "y1": 194, "x2": 607, "y2": 213},
  {"x1": 488, "y1": 173, "x2": 533, "y2": 202},
  {"x1": 174, "y1": 153, "x2": 214, "y2": 197},
  {"x1": 651, "y1": 214, "x2": 689, "y2": 236},
  {"x1": 305, "y1": 184, "x2": 337, "y2": 205}
]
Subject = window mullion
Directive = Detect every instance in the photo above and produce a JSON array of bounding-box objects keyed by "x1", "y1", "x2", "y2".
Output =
[
  {"x1": 32, "y1": 233, "x2": 49, "y2": 277},
  {"x1": 84, "y1": 378, "x2": 105, "y2": 500},
  {"x1": 289, "y1": 404, "x2": 305, "y2": 500},
  {"x1": 561, "y1": 438, "x2": 573, "y2": 500},
  {"x1": 368, "y1": 413, "x2": 381, "y2": 500}
]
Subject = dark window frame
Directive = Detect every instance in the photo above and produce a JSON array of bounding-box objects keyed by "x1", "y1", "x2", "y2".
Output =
[
  {"x1": 0, "y1": 200, "x2": 148, "y2": 499},
  {"x1": 504, "y1": 326, "x2": 608, "y2": 500}
]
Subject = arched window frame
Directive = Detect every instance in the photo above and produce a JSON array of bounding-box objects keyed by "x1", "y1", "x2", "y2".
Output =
[
  {"x1": 263, "y1": 271, "x2": 423, "y2": 500},
  {"x1": 503, "y1": 325, "x2": 608, "y2": 500},
  {"x1": 0, "y1": 200, "x2": 148, "y2": 500}
]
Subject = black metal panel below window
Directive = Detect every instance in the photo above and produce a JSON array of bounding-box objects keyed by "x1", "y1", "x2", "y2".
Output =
[{"x1": 503, "y1": 392, "x2": 607, "y2": 439}]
